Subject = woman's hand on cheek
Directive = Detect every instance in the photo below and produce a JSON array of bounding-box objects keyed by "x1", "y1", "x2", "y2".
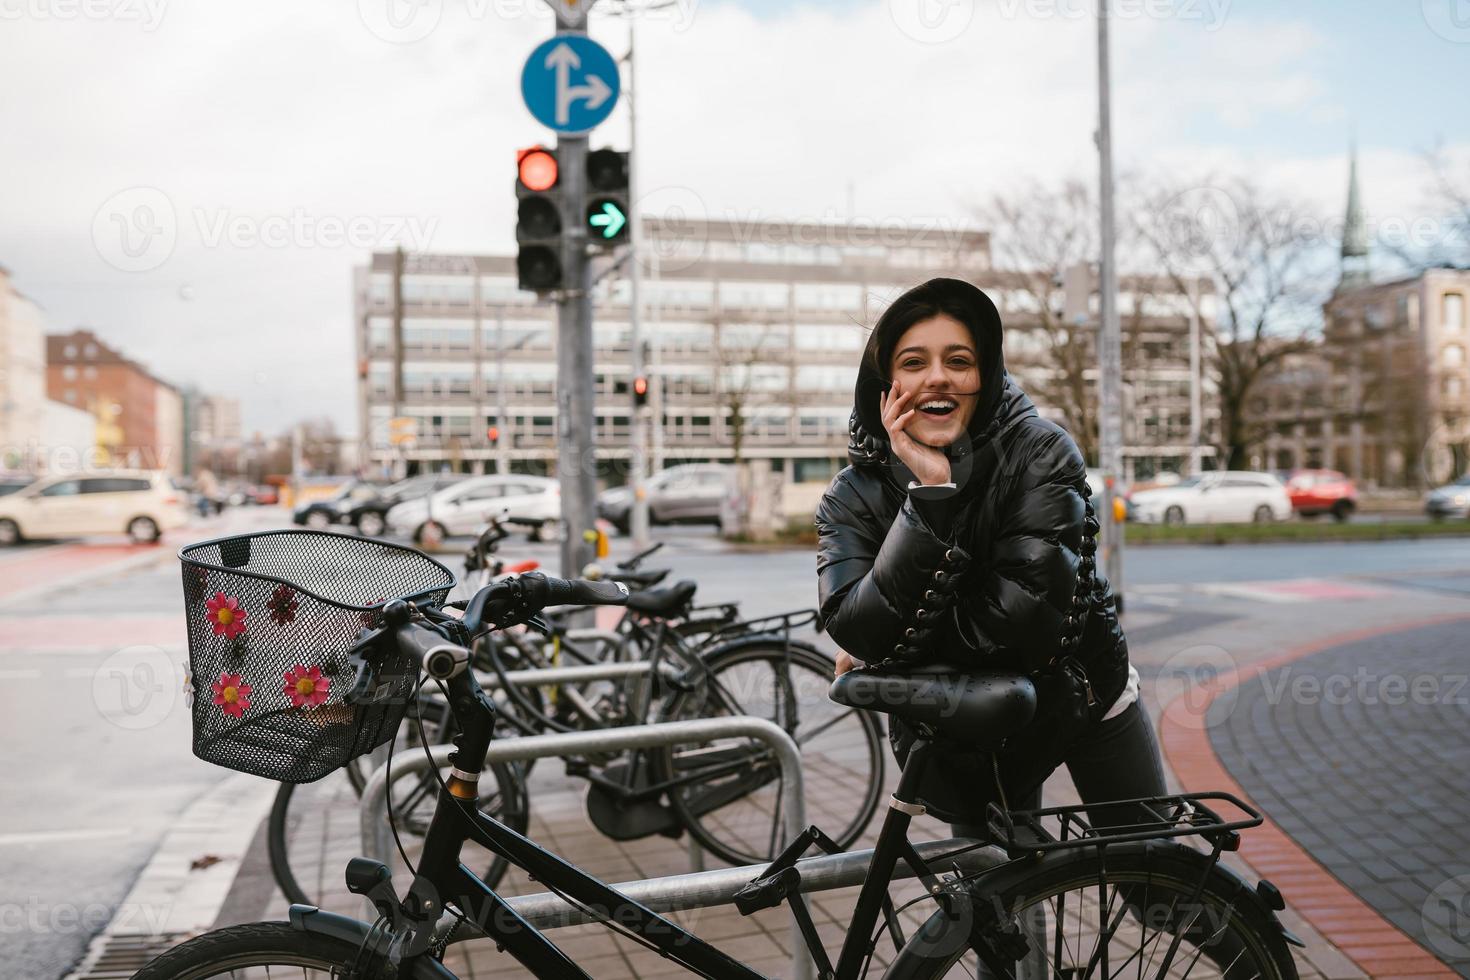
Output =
[{"x1": 881, "y1": 381, "x2": 952, "y2": 486}]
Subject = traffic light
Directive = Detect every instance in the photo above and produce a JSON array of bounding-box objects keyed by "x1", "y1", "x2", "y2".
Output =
[
  {"x1": 632, "y1": 375, "x2": 649, "y2": 409},
  {"x1": 487, "y1": 425, "x2": 500, "y2": 446},
  {"x1": 585, "y1": 148, "x2": 630, "y2": 248},
  {"x1": 517, "y1": 146, "x2": 563, "y2": 292}
]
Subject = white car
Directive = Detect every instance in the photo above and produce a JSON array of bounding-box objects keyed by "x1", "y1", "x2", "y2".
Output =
[
  {"x1": 1129, "y1": 471, "x2": 1292, "y2": 525},
  {"x1": 0, "y1": 470, "x2": 189, "y2": 545},
  {"x1": 387, "y1": 475, "x2": 560, "y2": 544}
]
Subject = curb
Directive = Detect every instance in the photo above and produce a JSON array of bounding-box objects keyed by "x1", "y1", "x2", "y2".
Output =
[
  {"x1": 0, "y1": 546, "x2": 175, "y2": 611},
  {"x1": 64, "y1": 771, "x2": 276, "y2": 979},
  {"x1": 1159, "y1": 613, "x2": 1470, "y2": 980}
]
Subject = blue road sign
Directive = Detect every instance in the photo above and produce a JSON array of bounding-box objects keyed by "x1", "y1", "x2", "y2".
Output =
[{"x1": 521, "y1": 34, "x2": 620, "y2": 135}]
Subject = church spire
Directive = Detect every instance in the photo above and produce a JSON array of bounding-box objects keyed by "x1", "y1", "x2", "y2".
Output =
[{"x1": 1340, "y1": 139, "x2": 1370, "y2": 289}]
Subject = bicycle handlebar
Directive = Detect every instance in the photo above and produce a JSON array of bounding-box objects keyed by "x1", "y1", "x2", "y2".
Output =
[{"x1": 617, "y1": 541, "x2": 664, "y2": 571}]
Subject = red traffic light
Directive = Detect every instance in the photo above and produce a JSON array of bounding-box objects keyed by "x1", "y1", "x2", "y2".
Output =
[
  {"x1": 517, "y1": 147, "x2": 558, "y2": 192},
  {"x1": 487, "y1": 425, "x2": 500, "y2": 443},
  {"x1": 633, "y1": 377, "x2": 648, "y2": 396}
]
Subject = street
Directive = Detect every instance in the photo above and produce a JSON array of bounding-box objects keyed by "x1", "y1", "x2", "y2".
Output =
[{"x1": 3, "y1": 513, "x2": 1469, "y2": 977}]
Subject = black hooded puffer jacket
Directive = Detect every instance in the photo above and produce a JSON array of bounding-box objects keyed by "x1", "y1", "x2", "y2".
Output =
[{"x1": 815, "y1": 278, "x2": 1131, "y2": 721}]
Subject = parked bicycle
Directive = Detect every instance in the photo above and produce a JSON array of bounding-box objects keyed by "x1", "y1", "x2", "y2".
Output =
[{"x1": 143, "y1": 529, "x2": 1301, "y2": 978}]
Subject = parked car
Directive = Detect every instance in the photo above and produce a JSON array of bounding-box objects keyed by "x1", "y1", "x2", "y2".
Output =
[
  {"x1": 0, "y1": 470, "x2": 188, "y2": 545},
  {"x1": 345, "y1": 473, "x2": 470, "y2": 537},
  {"x1": 1129, "y1": 471, "x2": 1292, "y2": 525},
  {"x1": 1285, "y1": 469, "x2": 1357, "y2": 521},
  {"x1": 291, "y1": 480, "x2": 385, "y2": 530},
  {"x1": 1425, "y1": 474, "x2": 1470, "y2": 520},
  {"x1": 251, "y1": 484, "x2": 280, "y2": 506},
  {"x1": 387, "y1": 475, "x2": 560, "y2": 544},
  {"x1": 597, "y1": 464, "x2": 734, "y2": 534},
  {"x1": 0, "y1": 474, "x2": 36, "y2": 497}
]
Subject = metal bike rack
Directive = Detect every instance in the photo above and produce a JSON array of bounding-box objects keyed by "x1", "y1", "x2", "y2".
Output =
[
  {"x1": 478, "y1": 659, "x2": 671, "y2": 689},
  {"x1": 359, "y1": 717, "x2": 812, "y2": 978}
]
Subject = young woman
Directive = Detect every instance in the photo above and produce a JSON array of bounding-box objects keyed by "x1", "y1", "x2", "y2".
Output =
[{"x1": 814, "y1": 277, "x2": 1163, "y2": 836}]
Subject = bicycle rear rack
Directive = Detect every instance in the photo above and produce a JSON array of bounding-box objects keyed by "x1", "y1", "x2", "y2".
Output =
[
  {"x1": 986, "y1": 792, "x2": 1263, "y2": 857},
  {"x1": 700, "y1": 607, "x2": 820, "y2": 644}
]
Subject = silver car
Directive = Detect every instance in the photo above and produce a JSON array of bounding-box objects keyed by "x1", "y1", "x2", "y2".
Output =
[
  {"x1": 1425, "y1": 474, "x2": 1470, "y2": 520},
  {"x1": 597, "y1": 464, "x2": 734, "y2": 533}
]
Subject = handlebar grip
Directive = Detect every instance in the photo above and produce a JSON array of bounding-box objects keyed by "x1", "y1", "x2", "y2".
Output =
[
  {"x1": 520, "y1": 571, "x2": 629, "y2": 608},
  {"x1": 396, "y1": 621, "x2": 469, "y2": 679}
]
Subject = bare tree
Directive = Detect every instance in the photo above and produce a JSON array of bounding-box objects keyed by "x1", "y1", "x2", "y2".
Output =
[
  {"x1": 1133, "y1": 177, "x2": 1334, "y2": 470},
  {"x1": 712, "y1": 318, "x2": 785, "y2": 465},
  {"x1": 1425, "y1": 141, "x2": 1470, "y2": 267}
]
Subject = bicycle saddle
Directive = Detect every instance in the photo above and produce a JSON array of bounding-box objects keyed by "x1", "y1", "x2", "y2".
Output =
[
  {"x1": 624, "y1": 579, "x2": 697, "y2": 616},
  {"x1": 829, "y1": 665, "x2": 1036, "y2": 747},
  {"x1": 605, "y1": 567, "x2": 671, "y2": 589}
]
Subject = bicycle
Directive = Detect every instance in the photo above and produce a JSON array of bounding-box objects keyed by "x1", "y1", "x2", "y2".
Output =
[
  {"x1": 146, "y1": 530, "x2": 1302, "y2": 979},
  {"x1": 266, "y1": 526, "x2": 885, "y2": 907}
]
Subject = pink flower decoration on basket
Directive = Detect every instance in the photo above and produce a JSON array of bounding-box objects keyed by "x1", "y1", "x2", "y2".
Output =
[
  {"x1": 211, "y1": 672, "x2": 252, "y2": 718},
  {"x1": 284, "y1": 665, "x2": 331, "y2": 708},
  {"x1": 267, "y1": 584, "x2": 299, "y2": 626},
  {"x1": 205, "y1": 593, "x2": 248, "y2": 639}
]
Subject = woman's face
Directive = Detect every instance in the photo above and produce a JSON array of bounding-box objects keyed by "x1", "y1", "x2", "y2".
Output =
[{"x1": 887, "y1": 314, "x2": 981, "y2": 447}]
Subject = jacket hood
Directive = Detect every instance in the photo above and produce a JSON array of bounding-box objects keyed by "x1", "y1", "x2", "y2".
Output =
[{"x1": 847, "y1": 278, "x2": 1032, "y2": 476}]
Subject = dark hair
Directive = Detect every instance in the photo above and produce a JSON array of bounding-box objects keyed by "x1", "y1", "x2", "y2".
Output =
[{"x1": 861, "y1": 277, "x2": 1002, "y2": 382}]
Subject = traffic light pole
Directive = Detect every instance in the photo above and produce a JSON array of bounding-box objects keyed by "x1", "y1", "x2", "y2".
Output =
[
  {"x1": 625, "y1": 18, "x2": 650, "y2": 549},
  {"x1": 555, "y1": 128, "x2": 598, "y2": 579}
]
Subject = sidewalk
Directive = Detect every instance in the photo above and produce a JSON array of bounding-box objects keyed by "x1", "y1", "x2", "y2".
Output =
[{"x1": 159, "y1": 562, "x2": 1470, "y2": 977}]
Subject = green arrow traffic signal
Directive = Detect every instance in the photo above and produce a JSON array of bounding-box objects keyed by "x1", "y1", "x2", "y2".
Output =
[{"x1": 587, "y1": 200, "x2": 627, "y2": 241}]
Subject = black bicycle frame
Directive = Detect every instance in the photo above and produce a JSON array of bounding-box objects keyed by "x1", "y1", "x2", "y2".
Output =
[{"x1": 383, "y1": 621, "x2": 952, "y2": 980}]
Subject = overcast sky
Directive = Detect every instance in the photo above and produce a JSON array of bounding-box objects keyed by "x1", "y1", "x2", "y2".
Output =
[{"x1": 2, "y1": 0, "x2": 1467, "y2": 436}]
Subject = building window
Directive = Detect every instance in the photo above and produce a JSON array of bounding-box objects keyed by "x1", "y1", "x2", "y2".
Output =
[
  {"x1": 1446, "y1": 293, "x2": 1465, "y2": 333},
  {"x1": 1445, "y1": 344, "x2": 1465, "y2": 369},
  {"x1": 1445, "y1": 376, "x2": 1464, "y2": 401},
  {"x1": 64, "y1": 344, "x2": 77, "y2": 359},
  {"x1": 62, "y1": 366, "x2": 77, "y2": 381}
]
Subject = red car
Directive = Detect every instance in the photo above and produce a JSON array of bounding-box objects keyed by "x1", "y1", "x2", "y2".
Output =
[{"x1": 1285, "y1": 469, "x2": 1357, "y2": 521}]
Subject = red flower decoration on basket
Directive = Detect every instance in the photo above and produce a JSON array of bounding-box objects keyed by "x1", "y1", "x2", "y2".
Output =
[
  {"x1": 284, "y1": 665, "x2": 331, "y2": 708},
  {"x1": 205, "y1": 593, "x2": 248, "y2": 639},
  {"x1": 211, "y1": 672, "x2": 252, "y2": 718},
  {"x1": 267, "y1": 584, "x2": 299, "y2": 626}
]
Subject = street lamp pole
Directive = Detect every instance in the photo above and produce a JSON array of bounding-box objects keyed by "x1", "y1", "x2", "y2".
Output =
[{"x1": 1095, "y1": 0, "x2": 1126, "y2": 609}]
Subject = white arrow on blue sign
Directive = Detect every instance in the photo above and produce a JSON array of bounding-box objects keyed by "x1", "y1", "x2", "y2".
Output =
[{"x1": 521, "y1": 34, "x2": 620, "y2": 135}]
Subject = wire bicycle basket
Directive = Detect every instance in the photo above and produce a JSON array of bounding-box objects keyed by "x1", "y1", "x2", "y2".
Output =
[{"x1": 178, "y1": 529, "x2": 456, "y2": 783}]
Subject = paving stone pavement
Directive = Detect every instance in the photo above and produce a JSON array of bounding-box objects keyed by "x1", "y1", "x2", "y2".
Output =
[{"x1": 1208, "y1": 620, "x2": 1470, "y2": 978}]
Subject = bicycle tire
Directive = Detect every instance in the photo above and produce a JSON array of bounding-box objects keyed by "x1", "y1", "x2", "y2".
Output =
[
  {"x1": 883, "y1": 839, "x2": 1299, "y2": 980},
  {"x1": 268, "y1": 757, "x2": 528, "y2": 908},
  {"x1": 132, "y1": 921, "x2": 373, "y2": 979},
  {"x1": 653, "y1": 637, "x2": 885, "y2": 866}
]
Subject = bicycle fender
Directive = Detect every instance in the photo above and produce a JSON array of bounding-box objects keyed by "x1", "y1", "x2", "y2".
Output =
[{"x1": 288, "y1": 905, "x2": 458, "y2": 979}]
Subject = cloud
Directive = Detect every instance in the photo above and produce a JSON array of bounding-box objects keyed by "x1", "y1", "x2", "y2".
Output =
[{"x1": 0, "y1": 0, "x2": 1457, "y2": 435}]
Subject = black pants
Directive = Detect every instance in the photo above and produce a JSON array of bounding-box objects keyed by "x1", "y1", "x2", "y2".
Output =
[{"x1": 951, "y1": 700, "x2": 1166, "y2": 841}]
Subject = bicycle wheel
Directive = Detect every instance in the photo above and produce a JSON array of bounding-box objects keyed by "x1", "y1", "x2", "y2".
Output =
[
  {"x1": 133, "y1": 922, "x2": 369, "y2": 978},
  {"x1": 884, "y1": 841, "x2": 1299, "y2": 980},
  {"x1": 653, "y1": 637, "x2": 885, "y2": 865},
  {"x1": 269, "y1": 750, "x2": 528, "y2": 910}
]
